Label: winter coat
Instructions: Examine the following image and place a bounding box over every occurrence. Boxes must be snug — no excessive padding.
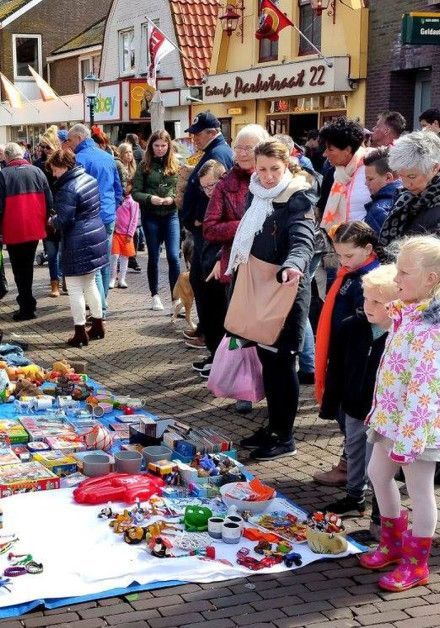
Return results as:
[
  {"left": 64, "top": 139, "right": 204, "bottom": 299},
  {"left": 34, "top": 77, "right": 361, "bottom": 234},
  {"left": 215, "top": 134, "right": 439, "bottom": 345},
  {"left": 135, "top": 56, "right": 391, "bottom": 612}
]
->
[
  {"left": 132, "top": 158, "right": 178, "bottom": 217},
  {"left": 74, "top": 138, "right": 123, "bottom": 225},
  {"left": 203, "top": 165, "right": 251, "bottom": 282},
  {"left": 364, "top": 181, "right": 401, "bottom": 234},
  {"left": 380, "top": 173, "right": 440, "bottom": 247},
  {"left": 51, "top": 166, "right": 107, "bottom": 277},
  {"left": 234, "top": 178, "right": 315, "bottom": 352},
  {"left": 320, "top": 311, "right": 388, "bottom": 421},
  {"left": 0, "top": 159, "right": 52, "bottom": 245},
  {"left": 114, "top": 195, "right": 140, "bottom": 238},
  {"left": 34, "top": 156, "right": 60, "bottom": 243},
  {"left": 181, "top": 134, "right": 234, "bottom": 231},
  {"left": 367, "top": 299, "right": 440, "bottom": 464}
]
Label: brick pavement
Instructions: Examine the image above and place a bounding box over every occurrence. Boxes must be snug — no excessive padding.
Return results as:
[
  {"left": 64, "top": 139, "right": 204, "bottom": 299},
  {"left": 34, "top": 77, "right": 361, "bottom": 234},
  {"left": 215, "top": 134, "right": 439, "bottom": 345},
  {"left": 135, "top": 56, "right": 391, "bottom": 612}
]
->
[{"left": 0, "top": 250, "right": 439, "bottom": 628}]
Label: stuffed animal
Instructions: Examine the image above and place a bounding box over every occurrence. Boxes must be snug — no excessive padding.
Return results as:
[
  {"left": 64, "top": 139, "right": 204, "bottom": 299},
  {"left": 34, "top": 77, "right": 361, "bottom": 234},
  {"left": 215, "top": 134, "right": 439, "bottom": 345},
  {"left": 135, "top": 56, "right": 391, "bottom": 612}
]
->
[
  {"left": 14, "top": 378, "right": 42, "bottom": 398},
  {"left": 52, "top": 360, "right": 74, "bottom": 376}
]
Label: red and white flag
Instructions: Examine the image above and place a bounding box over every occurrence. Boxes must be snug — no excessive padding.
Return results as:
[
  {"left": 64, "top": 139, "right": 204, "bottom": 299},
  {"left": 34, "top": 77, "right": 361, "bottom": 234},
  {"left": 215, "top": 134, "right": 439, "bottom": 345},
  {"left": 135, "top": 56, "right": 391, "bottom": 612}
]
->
[{"left": 147, "top": 22, "right": 175, "bottom": 88}]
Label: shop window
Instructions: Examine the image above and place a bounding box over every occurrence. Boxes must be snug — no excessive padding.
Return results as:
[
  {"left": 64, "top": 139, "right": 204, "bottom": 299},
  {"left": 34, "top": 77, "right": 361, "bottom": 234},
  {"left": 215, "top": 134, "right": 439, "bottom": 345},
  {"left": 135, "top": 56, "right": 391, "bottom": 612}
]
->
[
  {"left": 298, "top": 1, "right": 321, "bottom": 56},
  {"left": 119, "top": 29, "right": 135, "bottom": 76},
  {"left": 266, "top": 115, "right": 288, "bottom": 135},
  {"left": 258, "top": 0, "right": 279, "bottom": 62},
  {"left": 12, "top": 34, "right": 42, "bottom": 79}
]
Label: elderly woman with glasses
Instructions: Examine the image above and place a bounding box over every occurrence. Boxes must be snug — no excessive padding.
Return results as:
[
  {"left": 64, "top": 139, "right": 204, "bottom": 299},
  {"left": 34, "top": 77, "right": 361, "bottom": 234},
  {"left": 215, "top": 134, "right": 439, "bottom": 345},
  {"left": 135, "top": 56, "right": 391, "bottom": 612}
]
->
[{"left": 380, "top": 131, "right": 440, "bottom": 247}]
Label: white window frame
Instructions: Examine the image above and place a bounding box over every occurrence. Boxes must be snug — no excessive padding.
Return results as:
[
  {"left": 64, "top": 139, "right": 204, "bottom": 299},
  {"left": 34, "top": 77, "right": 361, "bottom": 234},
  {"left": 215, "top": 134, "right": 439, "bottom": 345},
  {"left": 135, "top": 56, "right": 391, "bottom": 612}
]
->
[
  {"left": 118, "top": 28, "right": 135, "bottom": 77},
  {"left": 12, "top": 33, "right": 42, "bottom": 81},
  {"left": 78, "top": 54, "right": 101, "bottom": 93}
]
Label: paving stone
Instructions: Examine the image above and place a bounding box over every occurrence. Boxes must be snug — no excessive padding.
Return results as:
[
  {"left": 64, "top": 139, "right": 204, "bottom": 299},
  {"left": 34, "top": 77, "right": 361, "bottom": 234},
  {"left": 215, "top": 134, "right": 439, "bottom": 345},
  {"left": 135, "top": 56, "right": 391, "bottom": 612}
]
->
[
  {"left": 148, "top": 613, "right": 204, "bottom": 628},
  {"left": 104, "top": 609, "right": 159, "bottom": 624},
  {"left": 23, "top": 613, "right": 80, "bottom": 627},
  {"left": 235, "top": 609, "right": 286, "bottom": 625},
  {"left": 356, "top": 610, "right": 410, "bottom": 625},
  {"left": 79, "top": 605, "right": 133, "bottom": 620},
  {"left": 130, "top": 595, "right": 183, "bottom": 611},
  {"left": 158, "top": 601, "right": 213, "bottom": 617},
  {"left": 274, "top": 612, "right": 328, "bottom": 627},
  {"left": 60, "top": 621, "right": 108, "bottom": 628},
  {"left": 181, "top": 620, "right": 235, "bottom": 628},
  {"left": 201, "top": 603, "right": 255, "bottom": 621}
]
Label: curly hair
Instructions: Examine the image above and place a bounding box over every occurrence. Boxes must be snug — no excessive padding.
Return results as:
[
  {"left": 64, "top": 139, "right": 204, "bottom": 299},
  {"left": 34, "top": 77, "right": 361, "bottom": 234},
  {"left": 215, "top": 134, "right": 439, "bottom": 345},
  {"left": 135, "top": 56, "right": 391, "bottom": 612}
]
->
[{"left": 319, "top": 117, "right": 364, "bottom": 154}]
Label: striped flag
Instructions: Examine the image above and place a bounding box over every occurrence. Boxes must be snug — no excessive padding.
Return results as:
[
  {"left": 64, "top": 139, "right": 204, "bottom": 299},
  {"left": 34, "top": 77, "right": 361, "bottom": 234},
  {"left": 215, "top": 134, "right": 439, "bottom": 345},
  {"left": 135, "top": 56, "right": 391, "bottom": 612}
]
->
[{"left": 147, "top": 22, "right": 175, "bottom": 88}]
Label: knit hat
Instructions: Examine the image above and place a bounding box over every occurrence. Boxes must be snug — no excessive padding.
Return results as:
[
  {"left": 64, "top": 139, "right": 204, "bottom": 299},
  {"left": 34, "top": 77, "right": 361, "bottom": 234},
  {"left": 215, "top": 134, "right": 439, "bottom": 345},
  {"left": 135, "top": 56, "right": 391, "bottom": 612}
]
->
[
  {"left": 40, "top": 125, "right": 61, "bottom": 151},
  {"left": 58, "top": 130, "right": 68, "bottom": 143}
]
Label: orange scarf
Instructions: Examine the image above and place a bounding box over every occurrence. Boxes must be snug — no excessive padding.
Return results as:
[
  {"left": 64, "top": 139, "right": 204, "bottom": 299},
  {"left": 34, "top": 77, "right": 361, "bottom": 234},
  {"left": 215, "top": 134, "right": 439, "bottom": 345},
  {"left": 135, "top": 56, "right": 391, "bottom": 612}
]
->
[{"left": 314, "top": 253, "right": 378, "bottom": 404}]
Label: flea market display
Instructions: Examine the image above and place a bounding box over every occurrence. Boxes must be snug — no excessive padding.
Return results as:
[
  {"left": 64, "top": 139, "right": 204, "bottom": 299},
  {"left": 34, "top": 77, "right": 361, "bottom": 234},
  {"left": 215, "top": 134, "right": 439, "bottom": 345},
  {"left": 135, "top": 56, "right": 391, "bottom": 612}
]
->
[{"left": 0, "top": 344, "right": 362, "bottom": 617}]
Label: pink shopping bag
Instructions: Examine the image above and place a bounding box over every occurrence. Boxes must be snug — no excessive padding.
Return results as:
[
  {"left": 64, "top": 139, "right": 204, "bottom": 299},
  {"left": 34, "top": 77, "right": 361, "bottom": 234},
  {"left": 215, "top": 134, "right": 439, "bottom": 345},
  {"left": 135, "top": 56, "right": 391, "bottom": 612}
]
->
[{"left": 207, "top": 336, "right": 265, "bottom": 402}]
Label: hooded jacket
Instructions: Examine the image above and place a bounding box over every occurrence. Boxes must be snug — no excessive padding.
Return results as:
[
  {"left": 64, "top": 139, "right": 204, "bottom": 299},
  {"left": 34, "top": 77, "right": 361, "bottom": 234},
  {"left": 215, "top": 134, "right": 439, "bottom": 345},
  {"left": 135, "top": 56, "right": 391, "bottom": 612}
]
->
[{"left": 364, "top": 180, "right": 401, "bottom": 234}]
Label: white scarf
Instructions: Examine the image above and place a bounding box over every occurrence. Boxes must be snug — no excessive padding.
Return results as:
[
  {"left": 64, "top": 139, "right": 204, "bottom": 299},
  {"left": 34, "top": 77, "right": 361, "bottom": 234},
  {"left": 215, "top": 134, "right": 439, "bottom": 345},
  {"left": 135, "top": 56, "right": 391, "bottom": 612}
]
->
[{"left": 226, "top": 170, "right": 293, "bottom": 275}]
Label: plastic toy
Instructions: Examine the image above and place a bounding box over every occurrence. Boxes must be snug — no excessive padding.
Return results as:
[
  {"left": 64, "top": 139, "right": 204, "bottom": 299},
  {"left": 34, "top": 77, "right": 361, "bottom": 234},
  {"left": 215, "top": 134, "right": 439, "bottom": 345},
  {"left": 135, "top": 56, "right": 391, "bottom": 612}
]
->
[
  {"left": 306, "top": 511, "right": 347, "bottom": 555},
  {"left": 283, "top": 551, "right": 303, "bottom": 568},
  {"left": 149, "top": 536, "right": 172, "bottom": 558},
  {"left": 0, "top": 577, "right": 11, "bottom": 591},
  {"left": 236, "top": 547, "right": 283, "bottom": 571},
  {"left": 73, "top": 473, "right": 165, "bottom": 504},
  {"left": 82, "top": 424, "right": 113, "bottom": 451},
  {"left": 182, "top": 505, "right": 212, "bottom": 532}
]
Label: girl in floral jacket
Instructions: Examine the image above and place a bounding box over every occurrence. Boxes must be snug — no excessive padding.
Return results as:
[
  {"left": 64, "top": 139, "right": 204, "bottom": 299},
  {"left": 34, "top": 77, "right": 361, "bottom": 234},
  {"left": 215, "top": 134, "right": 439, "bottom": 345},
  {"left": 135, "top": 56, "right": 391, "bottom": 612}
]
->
[{"left": 360, "top": 235, "right": 440, "bottom": 593}]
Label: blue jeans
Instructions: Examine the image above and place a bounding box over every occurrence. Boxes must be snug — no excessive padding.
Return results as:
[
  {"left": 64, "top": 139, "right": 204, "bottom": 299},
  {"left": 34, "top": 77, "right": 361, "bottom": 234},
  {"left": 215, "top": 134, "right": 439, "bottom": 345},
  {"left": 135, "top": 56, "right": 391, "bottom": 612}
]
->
[
  {"left": 345, "top": 414, "right": 373, "bottom": 499},
  {"left": 142, "top": 213, "right": 180, "bottom": 297},
  {"left": 96, "top": 221, "right": 114, "bottom": 314},
  {"left": 298, "top": 253, "right": 322, "bottom": 374},
  {"left": 45, "top": 239, "right": 63, "bottom": 281}
]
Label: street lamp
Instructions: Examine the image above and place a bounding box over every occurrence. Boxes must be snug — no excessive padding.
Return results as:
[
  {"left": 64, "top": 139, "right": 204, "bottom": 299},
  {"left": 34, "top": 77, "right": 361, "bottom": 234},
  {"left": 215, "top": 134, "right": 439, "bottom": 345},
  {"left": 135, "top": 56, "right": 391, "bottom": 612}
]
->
[
  {"left": 83, "top": 73, "right": 100, "bottom": 126},
  {"left": 310, "top": 0, "right": 337, "bottom": 23},
  {"left": 219, "top": 2, "right": 244, "bottom": 42}
]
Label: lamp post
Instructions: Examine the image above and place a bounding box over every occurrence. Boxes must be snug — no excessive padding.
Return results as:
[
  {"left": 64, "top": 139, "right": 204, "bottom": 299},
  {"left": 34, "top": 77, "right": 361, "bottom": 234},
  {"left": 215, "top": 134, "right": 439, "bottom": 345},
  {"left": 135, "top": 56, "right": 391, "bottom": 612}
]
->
[
  {"left": 83, "top": 73, "right": 100, "bottom": 126},
  {"left": 220, "top": 2, "right": 245, "bottom": 42},
  {"left": 310, "top": 0, "right": 337, "bottom": 23}
]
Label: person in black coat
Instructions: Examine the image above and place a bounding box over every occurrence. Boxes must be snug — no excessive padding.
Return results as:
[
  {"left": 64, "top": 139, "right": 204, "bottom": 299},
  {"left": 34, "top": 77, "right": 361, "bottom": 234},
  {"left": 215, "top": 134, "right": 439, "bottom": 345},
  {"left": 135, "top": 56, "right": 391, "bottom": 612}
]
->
[
  {"left": 228, "top": 140, "right": 315, "bottom": 461},
  {"left": 47, "top": 148, "right": 107, "bottom": 348}
]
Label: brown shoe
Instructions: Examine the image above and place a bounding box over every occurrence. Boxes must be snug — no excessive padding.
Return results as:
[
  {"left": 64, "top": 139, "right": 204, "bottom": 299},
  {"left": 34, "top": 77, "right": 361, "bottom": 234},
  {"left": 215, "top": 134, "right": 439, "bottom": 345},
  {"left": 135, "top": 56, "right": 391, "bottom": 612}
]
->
[
  {"left": 313, "top": 457, "right": 347, "bottom": 487},
  {"left": 86, "top": 317, "right": 105, "bottom": 340},
  {"left": 67, "top": 325, "right": 89, "bottom": 348},
  {"left": 50, "top": 279, "right": 60, "bottom": 297},
  {"left": 185, "top": 335, "right": 206, "bottom": 349}
]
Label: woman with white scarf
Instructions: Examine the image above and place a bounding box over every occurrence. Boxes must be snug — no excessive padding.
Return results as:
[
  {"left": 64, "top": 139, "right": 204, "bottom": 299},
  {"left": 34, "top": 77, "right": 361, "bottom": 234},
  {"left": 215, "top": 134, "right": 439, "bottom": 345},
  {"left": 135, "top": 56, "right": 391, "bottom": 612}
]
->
[{"left": 227, "top": 140, "right": 315, "bottom": 461}]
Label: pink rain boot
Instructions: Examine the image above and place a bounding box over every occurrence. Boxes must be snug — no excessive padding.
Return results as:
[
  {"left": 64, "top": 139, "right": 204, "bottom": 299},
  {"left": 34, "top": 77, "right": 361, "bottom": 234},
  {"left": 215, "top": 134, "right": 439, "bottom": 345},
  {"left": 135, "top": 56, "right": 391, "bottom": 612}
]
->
[
  {"left": 359, "top": 509, "right": 408, "bottom": 570},
  {"left": 379, "top": 531, "right": 432, "bottom": 592}
]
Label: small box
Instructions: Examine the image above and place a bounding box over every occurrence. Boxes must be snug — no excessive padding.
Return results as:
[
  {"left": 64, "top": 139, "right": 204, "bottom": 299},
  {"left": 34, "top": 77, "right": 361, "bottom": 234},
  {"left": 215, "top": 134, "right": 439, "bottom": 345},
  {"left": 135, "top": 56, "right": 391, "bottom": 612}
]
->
[
  {"left": 0, "top": 446, "right": 20, "bottom": 466},
  {"left": 147, "top": 459, "right": 178, "bottom": 476},
  {"left": 0, "top": 419, "right": 29, "bottom": 444},
  {"left": 27, "top": 441, "right": 51, "bottom": 453},
  {"left": 33, "top": 450, "right": 77, "bottom": 477},
  {"left": 0, "top": 461, "right": 60, "bottom": 497},
  {"left": 45, "top": 436, "right": 85, "bottom": 453}
]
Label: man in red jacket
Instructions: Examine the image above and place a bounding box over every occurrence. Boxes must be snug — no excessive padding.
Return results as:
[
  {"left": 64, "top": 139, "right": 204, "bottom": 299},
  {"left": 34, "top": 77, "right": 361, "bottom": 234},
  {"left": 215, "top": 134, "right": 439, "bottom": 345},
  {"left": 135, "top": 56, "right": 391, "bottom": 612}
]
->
[{"left": 0, "top": 142, "right": 52, "bottom": 320}]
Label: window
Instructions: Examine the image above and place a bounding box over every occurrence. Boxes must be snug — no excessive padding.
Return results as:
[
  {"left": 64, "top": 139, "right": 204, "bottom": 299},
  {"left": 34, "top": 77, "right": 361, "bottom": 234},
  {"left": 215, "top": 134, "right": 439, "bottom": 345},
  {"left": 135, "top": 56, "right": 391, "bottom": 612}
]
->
[
  {"left": 258, "top": 0, "right": 278, "bottom": 62},
  {"left": 119, "top": 29, "right": 135, "bottom": 75},
  {"left": 12, "top": 34, "right": 42, "bottom": 79},
  {"left": 79, "top": 55, "right": 101, "bottom": 92},
  {"left": 298, "top": 0, "right": 321, "bottom": 56}
]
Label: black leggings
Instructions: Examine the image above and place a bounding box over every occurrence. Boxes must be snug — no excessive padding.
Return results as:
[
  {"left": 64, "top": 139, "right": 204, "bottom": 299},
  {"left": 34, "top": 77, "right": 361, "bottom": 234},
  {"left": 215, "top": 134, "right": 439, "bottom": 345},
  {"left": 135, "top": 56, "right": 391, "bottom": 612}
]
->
[{"left": 256, "top": 346, "right": 299, "bottom": 442}]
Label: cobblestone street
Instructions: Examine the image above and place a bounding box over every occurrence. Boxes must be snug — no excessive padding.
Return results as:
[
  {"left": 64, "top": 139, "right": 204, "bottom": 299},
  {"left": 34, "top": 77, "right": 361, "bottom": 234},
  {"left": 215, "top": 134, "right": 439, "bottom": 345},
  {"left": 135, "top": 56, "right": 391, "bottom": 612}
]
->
[{"left": 0, "top": 251, "right": 439, "bottom": 628}]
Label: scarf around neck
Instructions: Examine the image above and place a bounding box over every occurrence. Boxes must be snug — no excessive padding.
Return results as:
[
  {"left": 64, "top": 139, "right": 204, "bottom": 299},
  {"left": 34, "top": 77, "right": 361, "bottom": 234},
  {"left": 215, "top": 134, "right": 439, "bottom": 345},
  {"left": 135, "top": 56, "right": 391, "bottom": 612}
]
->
[
  {"left": 226, "top": 169, "right": 293, "bottom": 274},
  {"left": 321, "top": 147, "right": 367, "bottom": 232}
]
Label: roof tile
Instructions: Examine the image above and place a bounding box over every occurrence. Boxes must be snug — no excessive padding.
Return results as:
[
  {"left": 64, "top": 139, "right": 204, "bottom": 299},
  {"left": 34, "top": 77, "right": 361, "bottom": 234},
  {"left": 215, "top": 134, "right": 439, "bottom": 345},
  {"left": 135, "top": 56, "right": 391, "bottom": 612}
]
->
[
  {"left": 169, "top": 0, "right": 218, "bottom": 86},
  {"left": 0, "top": 0, "right": 31, "bottom": 22},
  {"left": 51, "top": 17, "right": 106, "bottom": 55}
]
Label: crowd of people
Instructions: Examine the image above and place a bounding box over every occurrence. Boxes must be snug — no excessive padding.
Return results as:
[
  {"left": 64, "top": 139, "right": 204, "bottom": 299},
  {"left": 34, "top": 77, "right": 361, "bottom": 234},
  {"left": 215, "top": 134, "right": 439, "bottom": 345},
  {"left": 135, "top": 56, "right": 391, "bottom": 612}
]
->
[{"left": 0, "top": 105, "right": 439, "bottom": 593}]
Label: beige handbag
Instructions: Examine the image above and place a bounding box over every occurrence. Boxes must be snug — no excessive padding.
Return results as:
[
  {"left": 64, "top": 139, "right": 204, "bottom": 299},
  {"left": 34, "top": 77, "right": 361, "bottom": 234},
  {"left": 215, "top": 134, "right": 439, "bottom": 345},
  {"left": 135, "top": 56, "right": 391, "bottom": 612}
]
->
[{"left": 224, "top": 255, "right": 298, "bottom": 345}]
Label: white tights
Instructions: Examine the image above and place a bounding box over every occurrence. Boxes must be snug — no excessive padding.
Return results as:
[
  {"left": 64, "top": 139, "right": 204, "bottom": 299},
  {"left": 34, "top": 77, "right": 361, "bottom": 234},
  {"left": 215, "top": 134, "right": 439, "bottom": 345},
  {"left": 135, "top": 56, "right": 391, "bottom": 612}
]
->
[
  {"left": 65, "top": 273, "right": 102, "bottom": 325},
  {"left": 368, "top": 441, "right": 437, "bottom": 537},
  {"left": 111, "top": 255, "right": 128, "bottom": 283}
]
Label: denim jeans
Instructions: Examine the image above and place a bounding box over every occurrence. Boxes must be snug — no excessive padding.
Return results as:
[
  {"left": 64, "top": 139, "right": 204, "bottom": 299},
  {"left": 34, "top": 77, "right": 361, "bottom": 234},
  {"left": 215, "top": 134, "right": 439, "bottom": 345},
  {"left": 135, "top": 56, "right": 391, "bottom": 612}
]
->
[
  {"left": 298, "top": 253, "right": 322, "bottom": 373},
  {"left": 96, "top": 221, "right": 114, "bottom": 314},
  {"left": 345, "top": 413, "right": 373, "bottom": 499},
  {"left": 142, "top": 213, "right": 180, "bottom": 298},
  {"left": 45, "top": 239, "right": 62, "bottom": 281}
]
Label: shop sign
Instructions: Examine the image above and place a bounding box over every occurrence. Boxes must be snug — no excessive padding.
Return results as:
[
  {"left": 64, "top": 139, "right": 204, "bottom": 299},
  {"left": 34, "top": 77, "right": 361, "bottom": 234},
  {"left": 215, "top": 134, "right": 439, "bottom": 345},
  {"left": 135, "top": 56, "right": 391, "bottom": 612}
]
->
[
  {"left": 203, "top": 57, "right": 351, "bottom": 104},
  {"left": 85, "top": 84, "right": 121, "bottom": 122},
  {"left": 129, "top": 81, "right": 156, "bottom": 120},
  {"left": 401, "top": 12, "right": 440, "bottom": 46}
]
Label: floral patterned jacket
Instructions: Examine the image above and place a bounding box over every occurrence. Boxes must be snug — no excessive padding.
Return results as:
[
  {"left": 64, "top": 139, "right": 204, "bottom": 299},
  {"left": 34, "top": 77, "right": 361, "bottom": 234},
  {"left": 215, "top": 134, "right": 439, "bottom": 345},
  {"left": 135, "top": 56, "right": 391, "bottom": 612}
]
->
[{"left": 367, "top": 298, "right": 440, "bottom": 464}]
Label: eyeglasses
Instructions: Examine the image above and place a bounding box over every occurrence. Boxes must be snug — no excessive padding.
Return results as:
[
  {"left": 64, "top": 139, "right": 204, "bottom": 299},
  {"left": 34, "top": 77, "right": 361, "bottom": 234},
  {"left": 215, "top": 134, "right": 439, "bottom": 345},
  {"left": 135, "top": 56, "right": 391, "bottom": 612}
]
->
[
  {"left": 200, "top": 182, "right": 218, "bottom": 193},
  {"left": 234, "top": 145, "right": 255, "bottom": 154}
]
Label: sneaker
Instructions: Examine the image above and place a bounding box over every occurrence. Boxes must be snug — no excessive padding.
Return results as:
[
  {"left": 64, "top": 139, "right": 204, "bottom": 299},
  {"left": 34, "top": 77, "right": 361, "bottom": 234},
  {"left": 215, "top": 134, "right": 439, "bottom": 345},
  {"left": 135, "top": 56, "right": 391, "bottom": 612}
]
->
[
  {"left": 240, "top": 426, "right": 271, "bottom": 449},
  {"left": 313, "top": 458, "right": 347, "bottom": 487},
  {"left": 199, "top": 370, "right": 210, "bottom": 380},
  {"left": 118, "top": 280, "right": 128, "bottom": 289},
  {"left": 235, "top": 400, "right": 253, "bottom": 414},
  {"left": 151, "top": 295, "right": 164, "bottom": 311},
  {"left": 250, "top": 437, "right": 297, "bottom": 461},
  {"left": 298, "top": 371, "right": 315, "bottom": 385},
  {"left": 322, "top": 495, "right": 366, "bottom": 517},
  {"left": 109, "top": 279, "right": 116, "bottom": 289},
  {"left": 183, "top": 328, "right": 200, "bottom": 340},
  {"left": 192, "top": 357, "right": 212, "bottom": 372},
  {"left": 185, "top": 336, "right": 207, "bottom": 349}
]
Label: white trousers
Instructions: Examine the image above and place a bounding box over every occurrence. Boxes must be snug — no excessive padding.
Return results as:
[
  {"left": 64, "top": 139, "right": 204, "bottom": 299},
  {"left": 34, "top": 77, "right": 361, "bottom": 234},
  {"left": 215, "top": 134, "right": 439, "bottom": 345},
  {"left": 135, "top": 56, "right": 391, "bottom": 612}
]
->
[{"left": 65, "top": 273, "right": 102, "bottom": 325}]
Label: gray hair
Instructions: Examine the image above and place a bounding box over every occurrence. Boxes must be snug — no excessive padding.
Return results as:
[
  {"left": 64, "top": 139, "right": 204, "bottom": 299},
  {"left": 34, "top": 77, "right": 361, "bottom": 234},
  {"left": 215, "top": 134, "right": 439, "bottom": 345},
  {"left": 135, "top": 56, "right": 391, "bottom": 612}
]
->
[
  {"left": 234, "top": 124, "right": 270, "bottom": 146},
  {"left": 4, "top": 142, "right": 24, "bottom": 160},
  {"left": 389, "top": 130, "right": 440, "bottom": 175},
  {"left": 68, "top": 123, "right": 91, "bottom": 140}
]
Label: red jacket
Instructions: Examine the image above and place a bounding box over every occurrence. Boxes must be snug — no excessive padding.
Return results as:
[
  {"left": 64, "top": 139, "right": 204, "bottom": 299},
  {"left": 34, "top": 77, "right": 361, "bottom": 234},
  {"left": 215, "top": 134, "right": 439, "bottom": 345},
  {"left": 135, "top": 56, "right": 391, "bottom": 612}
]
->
[
  {"left": 0, "top": 159, "right": 52, "bottom": 245},
  {"left": 203, "top": 165, "right": 251, "bottom": 282}
]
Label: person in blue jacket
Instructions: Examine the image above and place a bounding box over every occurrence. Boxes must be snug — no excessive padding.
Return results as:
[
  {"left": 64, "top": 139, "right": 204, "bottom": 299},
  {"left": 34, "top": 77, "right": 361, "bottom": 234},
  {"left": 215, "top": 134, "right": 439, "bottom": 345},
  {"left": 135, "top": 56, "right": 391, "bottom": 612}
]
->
[
  {"left": 363, "top": 148, "right": 400, "bottom": 234},
  {"left": 67, "top": 124, "right": 123, "bottom": 318},
  {"left": 181, "top": 112, "right": 234, "bottom": 348},
  {"left": 47, "top": 148, "right": 107, "bottom": 348}
]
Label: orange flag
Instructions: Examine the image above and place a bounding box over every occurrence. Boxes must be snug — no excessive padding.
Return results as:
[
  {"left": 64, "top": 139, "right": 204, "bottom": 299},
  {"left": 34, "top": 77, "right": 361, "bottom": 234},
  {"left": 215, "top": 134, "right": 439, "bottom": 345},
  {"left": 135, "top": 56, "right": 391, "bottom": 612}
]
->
[
  {"left": 28, "top": 66, "right": 57, "bottom": 101},
  {"left": 0, "top": 73, "right": 23, "bottom": 109},
  {"left": 255, "top": 0, "right": 294, "bottom": 41}
]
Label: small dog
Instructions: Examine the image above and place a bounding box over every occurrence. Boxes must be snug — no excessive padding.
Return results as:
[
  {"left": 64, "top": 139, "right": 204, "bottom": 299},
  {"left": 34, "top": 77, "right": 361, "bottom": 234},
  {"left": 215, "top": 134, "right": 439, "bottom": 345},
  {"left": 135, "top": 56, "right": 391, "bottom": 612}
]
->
[
  {"left": 172, "top": 271, "right": 196, "bottom": 330},
  {"left": 181, "top": 229, "right": 194, "bottom": 270}
]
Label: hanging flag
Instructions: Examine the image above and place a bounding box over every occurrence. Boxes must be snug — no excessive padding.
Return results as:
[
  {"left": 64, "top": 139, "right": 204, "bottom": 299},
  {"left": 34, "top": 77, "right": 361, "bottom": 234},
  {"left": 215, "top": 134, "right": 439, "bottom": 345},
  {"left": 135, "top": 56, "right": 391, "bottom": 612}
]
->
[
  {"left": 147, "top": 22, "right": 175, "bottom": 88},
  {"left": 255, "top": 0, "right": 294, "bottom": 41},
  {"left": 0, "top": 73, "right": 23, "bottom": 109},
  {"left": 28, "top": 66, "right": 57, "bottom": 101}
]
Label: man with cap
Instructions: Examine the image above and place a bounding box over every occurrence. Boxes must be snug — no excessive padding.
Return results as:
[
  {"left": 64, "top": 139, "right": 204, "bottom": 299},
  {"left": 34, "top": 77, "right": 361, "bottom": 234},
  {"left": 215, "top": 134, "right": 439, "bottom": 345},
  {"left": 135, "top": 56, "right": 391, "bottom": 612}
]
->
[{"left": 181, "top": 112, "right": 233, "bottom": 348}]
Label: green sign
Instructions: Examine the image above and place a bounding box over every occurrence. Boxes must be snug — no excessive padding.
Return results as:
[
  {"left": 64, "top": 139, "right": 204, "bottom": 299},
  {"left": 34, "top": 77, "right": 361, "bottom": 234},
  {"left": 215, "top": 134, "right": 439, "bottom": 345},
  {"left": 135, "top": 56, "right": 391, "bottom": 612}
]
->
[{"left": 402, "top": 12, "right": 440, "bottom": 45}]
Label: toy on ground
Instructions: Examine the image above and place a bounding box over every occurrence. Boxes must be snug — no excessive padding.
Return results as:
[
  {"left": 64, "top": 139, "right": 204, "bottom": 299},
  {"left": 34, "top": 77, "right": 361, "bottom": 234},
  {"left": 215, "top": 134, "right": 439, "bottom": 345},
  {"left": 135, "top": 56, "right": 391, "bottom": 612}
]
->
[
  {"left": 306, "top": 511, "right": 347, "bottom": 555},
  {"left": 236, "top": 547, "right": 283, "bottom": 571},
  {"left": 73, "top": 473, "right": 164, "bottom": 504},
  {"left": 182, "top": 505, "right": 212, "bottom": 532},
  {"left": 283, "top": 550, "right": 303, "bottom": 568},
  {"left": 82, "top": 424, "right": 113, "bottom": 451},
  {"left": 254, "top": 512, "right": 308, "bottom": 542},
  {"left": 14, "top": 379, "right": 42, "bottom": 399}
]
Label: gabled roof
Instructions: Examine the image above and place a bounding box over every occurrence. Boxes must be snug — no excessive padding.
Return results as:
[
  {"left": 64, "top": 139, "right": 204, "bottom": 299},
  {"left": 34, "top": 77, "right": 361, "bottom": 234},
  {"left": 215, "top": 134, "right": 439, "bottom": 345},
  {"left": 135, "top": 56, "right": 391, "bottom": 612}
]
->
[
  {"left": 0, "top": 0, "right": 34, "bottom": 22},
  {"left": 51, "top": 17, "right": 106, "bottom": 55},
  {"left": 169, "top": 0, "right": 218, "bottom": 86}
]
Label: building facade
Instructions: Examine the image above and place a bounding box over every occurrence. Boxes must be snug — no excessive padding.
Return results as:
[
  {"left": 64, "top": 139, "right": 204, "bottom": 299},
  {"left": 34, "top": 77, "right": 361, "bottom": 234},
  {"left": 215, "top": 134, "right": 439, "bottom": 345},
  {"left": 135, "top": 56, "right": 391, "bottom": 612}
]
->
[
  {"left": 365, "top": 0, "right": 440, "bottom": 131},
  {"left": 194, "top": 0, "right": 369, "bottom": 143}
]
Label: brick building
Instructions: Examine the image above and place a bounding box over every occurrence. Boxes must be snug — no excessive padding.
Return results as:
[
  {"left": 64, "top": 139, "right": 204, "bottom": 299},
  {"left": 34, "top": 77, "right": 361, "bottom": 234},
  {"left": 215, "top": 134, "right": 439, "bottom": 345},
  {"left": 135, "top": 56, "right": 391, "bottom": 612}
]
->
[{"left": 366, "top": 0, "right": 440, "bottom": 131}]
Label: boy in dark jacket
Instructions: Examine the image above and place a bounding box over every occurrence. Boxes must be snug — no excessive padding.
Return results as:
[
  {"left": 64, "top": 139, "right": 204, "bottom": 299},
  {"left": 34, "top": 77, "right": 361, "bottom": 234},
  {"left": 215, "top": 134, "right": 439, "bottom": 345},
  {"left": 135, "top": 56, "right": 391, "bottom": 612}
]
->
[
  {"left": 320, "top": 264, "right": 399, "bottom": 526},
  {"left": 363, "top": 148, "right": 400, "bottom": 234}
]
